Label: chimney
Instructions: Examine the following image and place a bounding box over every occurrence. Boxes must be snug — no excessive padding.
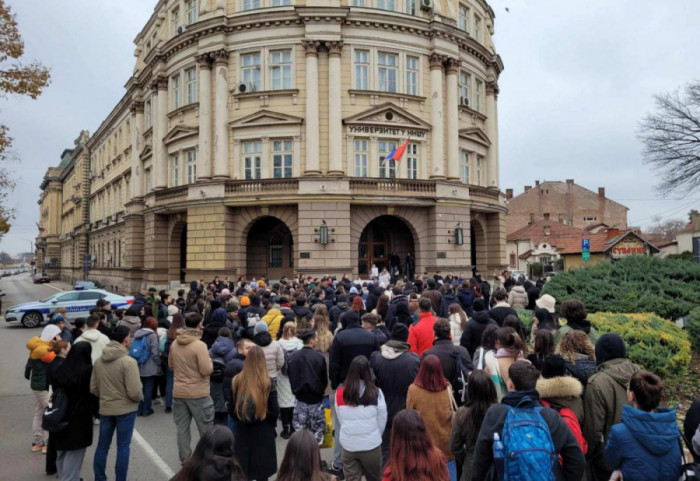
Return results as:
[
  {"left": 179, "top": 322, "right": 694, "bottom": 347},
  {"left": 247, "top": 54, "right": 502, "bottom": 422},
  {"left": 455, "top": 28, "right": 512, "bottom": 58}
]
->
[
  {"left": 535, "top": 180, "right": 540, "bottom": 186},
  {"left": 691, "top": 211, "right": 700, "bottom": 230},
  {"left": 506, "top": 188, "right": 513, "bottom": 200},
  {"left": 524, "top": 185, "right": 532, "bottom": 192},
  {"left": 606, "top": 228, "right": 621, "bottom": 240},
  {"left": 598, "top": 187, "right": 605, "bottom": 198},
  {"left": 566, "top": 179, "right": 574, "bottom": 185}
]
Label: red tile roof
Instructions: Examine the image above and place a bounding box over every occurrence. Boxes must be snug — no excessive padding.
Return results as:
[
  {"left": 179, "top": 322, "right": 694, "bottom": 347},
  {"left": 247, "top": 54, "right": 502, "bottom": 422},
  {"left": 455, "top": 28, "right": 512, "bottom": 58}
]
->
[
  {"left": 506, "top": 219, "right": 584, "bottom": 245},
  {"left": 557, "top": 230, "right": 660, "bottom": 255}
]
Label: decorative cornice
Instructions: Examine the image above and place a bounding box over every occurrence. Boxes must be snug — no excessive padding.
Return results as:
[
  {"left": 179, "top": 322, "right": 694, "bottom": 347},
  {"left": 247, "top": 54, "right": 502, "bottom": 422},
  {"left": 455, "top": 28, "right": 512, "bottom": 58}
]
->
[
  {"left": 302, "top": 40, "right": 321, "bottom": 57},
  {"left": 195, "top": 53, "right": 212, "bottom": 68},
  {"left": 325, "top": 41, "right": 344, "bottom": 57},
  {"left": 130, "top": 101, "right": 145, "bottom": 114},
  {"left": 429, "top": 53, "right": 447, "bottom": 69},
  {"left": 445, "top": 57, "right": 461, "bottom": 74}
]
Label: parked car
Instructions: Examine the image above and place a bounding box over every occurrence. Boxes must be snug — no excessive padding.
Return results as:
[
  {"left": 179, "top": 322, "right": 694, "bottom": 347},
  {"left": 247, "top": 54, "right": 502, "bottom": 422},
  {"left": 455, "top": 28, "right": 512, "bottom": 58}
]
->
[
  {"left": 74, "top": 281, "right": 96, "bottom": 291},
  {"left": 32, "top": 273, "right": 50, "bottom": 284},
  {"left": 5, "top": 289, "right": 135, "bottom": 328}
]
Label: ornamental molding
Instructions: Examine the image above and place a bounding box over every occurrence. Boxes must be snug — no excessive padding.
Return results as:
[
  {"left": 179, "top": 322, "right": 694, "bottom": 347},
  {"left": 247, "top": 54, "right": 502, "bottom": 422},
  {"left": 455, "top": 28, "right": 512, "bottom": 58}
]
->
[
  {"left": 150, "top": 76, "right": 168, "bottom": 92},
  {"left": 325, "top": 41, "right": 344, "bottom": 57},
  {"left": 229, "top": 109, "right": 304, "bottom": 129},
  {"left": 163, "top": 124, "right": 199, "bottom": 145},
  {"left": 459, "top": 127, "right": 491, "bottom": 147},
  {"left": 130, "top": 101, "right": 145, "bottom": 114},
  {"left": 301, "top": 40, "right": 322, "bottom": 57},
  {"left": 343, "top": 102, "right": 431, "bottom": 131}
]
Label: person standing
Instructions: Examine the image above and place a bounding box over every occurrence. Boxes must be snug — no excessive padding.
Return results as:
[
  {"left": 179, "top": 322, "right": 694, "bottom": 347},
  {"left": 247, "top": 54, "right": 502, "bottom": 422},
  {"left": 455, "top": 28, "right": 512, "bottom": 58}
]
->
[
  {"left": 91, "top": 326, "right": 143, "bottom": 481},
  {"left": 487, "top": 289, "right": 518, "bottom": 326},
  {"left": 277, "top": 322, "right": 303, "bottom": 439},
  {"left": 209, "top": 327, "right": 237, "bottom": 426},
  {"left": 133, "top": 317, "right": 162, "bottom": 417},
  {"left": 405, "top": 253, "right": 415, "bottom": 281},
  {"left": 45, "top": 340, "right": 71, "bottom": 475},
  {"left": 75, "top": 314, "right": 111, "bottom": 364},
  {"left": 277, "top": 429, "right": 338, "bottom": 481},
  {"left": 554, "top": 299, "right": 599, "bottom": 346},
  {"left": 26, "top": 324, "right": 60, "bottom": 454},
  {"left": 336, "top": 357, "right": 387, "bottom": 481},
  {"left": 169, "top": 312, "right": 215, "bottom": 463},
  {"left": 118, "top": 302, "right": 144, "bottom": 338},
  {"left": 423, "top": 319, "right": 472, "bottom": 399},
  {"left": 171, "top": 425, "right": 246, "bottom": 481},
  {"left": 51, "top": 342, "right": 95, "bottom": 481},
  {"left": 460, "top": 299, "right": 497, "bottom": 359},
  {"left": 408, "top": 298, "right": 438, "bottom": 356},
  {"left": 231, "top": 345, "right": 279, "bottom": 481}
]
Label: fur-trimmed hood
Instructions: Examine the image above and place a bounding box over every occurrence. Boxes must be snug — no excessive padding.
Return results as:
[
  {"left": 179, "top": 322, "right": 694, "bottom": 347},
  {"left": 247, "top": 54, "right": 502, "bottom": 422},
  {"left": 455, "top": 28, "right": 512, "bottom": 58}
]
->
[{"left": 536, "top": 375, "right": 583, "bottom": 399}]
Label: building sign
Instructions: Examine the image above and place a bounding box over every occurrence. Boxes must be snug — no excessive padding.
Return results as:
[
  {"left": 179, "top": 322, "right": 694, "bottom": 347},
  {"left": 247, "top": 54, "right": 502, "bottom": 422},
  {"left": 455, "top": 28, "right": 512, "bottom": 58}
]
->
[
  {"left": 347, "top": 125, "right": 426, "bottom": 139},
  {"left": 582, "top": 238, "right": 590, "bottom": 262},
  {"left": 611, "top": 237, "right": 646, "bottom": 258}
]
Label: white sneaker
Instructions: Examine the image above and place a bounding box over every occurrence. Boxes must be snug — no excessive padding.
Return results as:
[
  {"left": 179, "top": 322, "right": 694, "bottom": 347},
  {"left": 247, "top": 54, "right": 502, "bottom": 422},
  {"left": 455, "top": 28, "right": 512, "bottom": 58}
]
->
[{"left": 153, "top": 397, "right": 164, "bottom": 406}]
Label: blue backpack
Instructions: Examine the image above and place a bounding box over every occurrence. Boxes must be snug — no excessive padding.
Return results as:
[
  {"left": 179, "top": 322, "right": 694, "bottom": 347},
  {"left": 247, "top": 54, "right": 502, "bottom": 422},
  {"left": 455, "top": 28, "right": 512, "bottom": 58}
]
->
[
  {"left": 502, "top": 398, "right": 557, "bottom": 481},
  {"left": 129, "top": 336, "right": 151, "bottom": 366}
]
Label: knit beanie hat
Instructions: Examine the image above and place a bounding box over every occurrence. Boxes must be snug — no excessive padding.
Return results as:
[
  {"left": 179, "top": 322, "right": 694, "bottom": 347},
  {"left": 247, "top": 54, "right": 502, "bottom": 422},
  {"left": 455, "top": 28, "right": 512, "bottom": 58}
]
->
[
  {"left": 41, "top": 324, "right": 62, "bottom": 342},
  {"left": 473, "top": 298, "right": 485, "bottom": 312},
  {"left": 254, "top": 321, "right": 269, "bottom": 335},
  {"left": 240, "top": 296, "right": 250, "bottom": 307},
  {"left": 167, "top": 305, "right": 179, "bottom": 316},
  {"left": 391, "top": 323, "right": 410, "bottom": 343},
  {"left": 221, "top": 288, "right": 230, "bottom": 296},
  {"left": 595, "top": 333, "right": 626, "bottom": 365},
  {"left": 540, "top": 354, "right": 566, "bottom": 379},
  {"left": 226, "top": 302, "right": 239, "bottom": 313}
]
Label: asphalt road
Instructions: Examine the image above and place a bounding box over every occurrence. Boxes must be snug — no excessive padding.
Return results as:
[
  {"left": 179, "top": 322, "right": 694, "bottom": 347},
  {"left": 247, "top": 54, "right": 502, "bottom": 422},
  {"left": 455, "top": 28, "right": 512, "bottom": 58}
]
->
[{"left": 0, "top": 274, "right": 334, "bottom": 480}]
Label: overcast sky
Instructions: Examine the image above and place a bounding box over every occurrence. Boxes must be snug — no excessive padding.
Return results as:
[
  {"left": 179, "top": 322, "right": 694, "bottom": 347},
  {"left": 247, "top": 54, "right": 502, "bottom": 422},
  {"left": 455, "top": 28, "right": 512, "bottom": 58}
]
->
[{"left": 1, "top": 0, "right": 699, "bottom": 256}]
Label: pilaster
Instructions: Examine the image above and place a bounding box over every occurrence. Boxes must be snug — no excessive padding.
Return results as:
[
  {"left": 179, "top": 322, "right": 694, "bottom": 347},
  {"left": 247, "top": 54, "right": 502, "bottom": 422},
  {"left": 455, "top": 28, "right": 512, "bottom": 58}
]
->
[
  {"left": 197, "top": 53, "right": 213, "bottom": 181},
  {"left": 326, "top": 41, "right": 344, "bottom": 176},
  {"left": 445, "top": 58, "right": 460, "bottom": 181},
  {"left": 429, "top": 53, "right": 446, "bottom": 179},
  {"left": 303, "top": 40, "right": 321, "bottom": 176},
  {"left": 212, "top": 49, "right": 230, "bottom": 179},
  {"left": 485, "top": 81, "right": 500, "bottom": 189}
]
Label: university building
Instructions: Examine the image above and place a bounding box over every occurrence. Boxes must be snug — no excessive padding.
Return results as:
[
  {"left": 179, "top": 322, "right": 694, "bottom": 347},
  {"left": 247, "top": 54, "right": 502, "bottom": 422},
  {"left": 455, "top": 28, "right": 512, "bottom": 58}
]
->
[{"left": 36, "top": 0, "right": 506, "bottom": 293}]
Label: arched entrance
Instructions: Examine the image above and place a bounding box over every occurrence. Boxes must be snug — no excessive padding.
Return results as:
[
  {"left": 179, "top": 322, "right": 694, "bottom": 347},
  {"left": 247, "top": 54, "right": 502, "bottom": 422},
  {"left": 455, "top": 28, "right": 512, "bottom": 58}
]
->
[
  {"left": 246, "top": 217, "right": 294, "bottom": 280},
  {"left": 169, "top": 221, "right": 187, "bottom": 285},
  {"left": 358, "top": 216, "right": 415, "bottom": 276},
  {"left": 470, "top": 219, "right": 487, "bottom": 275},
  {"left": 179, "top": 225, "right": 187, "bottom": 283}
]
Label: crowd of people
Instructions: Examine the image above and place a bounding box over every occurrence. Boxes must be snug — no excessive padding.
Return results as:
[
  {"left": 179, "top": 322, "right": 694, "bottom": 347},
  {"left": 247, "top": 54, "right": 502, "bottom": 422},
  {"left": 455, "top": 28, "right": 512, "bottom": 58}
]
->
[{"left": 23, "top": 270, "right": 700, "bottom": 481}]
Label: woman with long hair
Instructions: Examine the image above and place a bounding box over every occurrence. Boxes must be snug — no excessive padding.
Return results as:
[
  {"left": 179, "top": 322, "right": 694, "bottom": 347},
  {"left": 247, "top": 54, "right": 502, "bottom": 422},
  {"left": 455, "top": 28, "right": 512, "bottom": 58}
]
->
[
  {"left": 527, "top": 329, "right": 555, "bottom": 371},
  {"left": 336, "top": 356, "right": 387, "bottom": 481},
  {"left": 277, "top": 429, "right": 338, "bottom": 481},
  {"left": 472, "top": 324, "right": 498, "bottom": 371},
  {"left": 485, "top": 327, "right": 527, "bottom": 401},
  {"left": 312, "top": 313, "right": 334, "bottom": 402},
  {"left": 407, "top": 355, "right": 456, "bottom": 481},
  {"left": 448, "top": 304, "right": 467, "bottom": 346},
  {"left": 557, "top": 330, "right": 597, "bottom": 391},
  {"left": 449, "top": 370, "right": 497, "bottom": 481},
  {"left": 313, "top": 304, "right": 330, "bottom": 331},
  {"left": 503, "top": 315, "right": 528, "bottom": 354},
  {"left": 277, "top": 322, "right": 303, "bottom": 439},
  {"left": 374, "top": 294, "right": 390, "bottom": 321},
  {"left": 383, "top": 409, "right": 449, "bottom": 481},
  {"left": 51, "top": 342, "right": 96, "bottom": 481},
  {"left": 171, "top": 425, "right": 246, "bottom": 481},
  {"left": 231, "top": 345, "right": 279, "bottom": 481}
]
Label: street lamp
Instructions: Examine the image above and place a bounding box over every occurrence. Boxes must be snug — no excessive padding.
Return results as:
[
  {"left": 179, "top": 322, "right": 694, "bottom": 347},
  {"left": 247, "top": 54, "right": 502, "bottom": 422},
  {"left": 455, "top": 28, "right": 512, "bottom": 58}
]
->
[{"left": 454, "top": 222, "right": 464, "bottom": 246}]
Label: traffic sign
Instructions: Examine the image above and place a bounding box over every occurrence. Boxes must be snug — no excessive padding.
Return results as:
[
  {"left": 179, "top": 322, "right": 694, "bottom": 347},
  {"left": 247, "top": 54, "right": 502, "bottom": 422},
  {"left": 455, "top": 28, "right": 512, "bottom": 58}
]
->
[
  {"left": 582, "top": 237, "right": 590, "bottom": 262},
  {"left": 582, "top": 251, "right": 590, "bottom": 262}
]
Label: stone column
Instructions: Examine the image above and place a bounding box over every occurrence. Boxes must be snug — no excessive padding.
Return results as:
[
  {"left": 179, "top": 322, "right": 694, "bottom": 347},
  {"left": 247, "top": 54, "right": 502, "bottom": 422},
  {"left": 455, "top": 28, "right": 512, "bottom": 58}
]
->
[
  {"left": 196, "top": 53, "right": 213, "bottom": 181},
  {"left": 129, "top": 101, "right": 144, "bottom": 198},
  {"left": 486, "top": 82, "right": 500, "bottom": 189},
  {"left": 212, "top": 49, "right": 230, "bottom": 179},
  {"left": 429, "top": 54, "right": 445, "bottom": 179},
  {"left": 326, "top": 41, "right": 344, "bottom": 176},
  {"left": 152, "top": 76, "right": 169, "bottom": 190},
  {"left": 445, "top": 58, "right": 460, "bottom": 181},
  {"left": 303, "top": 41, "right": 321, "bottom": 176}
]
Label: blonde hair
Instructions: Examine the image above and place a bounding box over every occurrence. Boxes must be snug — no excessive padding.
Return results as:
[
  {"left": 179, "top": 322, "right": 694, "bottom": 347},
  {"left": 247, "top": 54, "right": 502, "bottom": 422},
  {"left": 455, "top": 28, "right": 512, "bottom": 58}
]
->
[
  {"left": 313, "top": 314, "right": 333, "bottom": 353},
  {"left": 232, "top": 346, "right": 271, "bottom": 421},
  {"left": 558, "top": 330, "right": 595, "bottom": 363},
  {"left": 282, "top": 322, "right": 297, "bottom": 340}
]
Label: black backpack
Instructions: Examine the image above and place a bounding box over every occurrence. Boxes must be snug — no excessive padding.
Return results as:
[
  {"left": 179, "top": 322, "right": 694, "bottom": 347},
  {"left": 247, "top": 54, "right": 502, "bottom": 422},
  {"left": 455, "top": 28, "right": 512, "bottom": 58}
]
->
[
  {"left": 42, "top": 388, "right": 71, "bottom": 432},
  {"left": 211, "top": 358, "right": 226, "bottom": 383},
  {"left": 451, "top": 351, "right": 474, "bottom": 406}
]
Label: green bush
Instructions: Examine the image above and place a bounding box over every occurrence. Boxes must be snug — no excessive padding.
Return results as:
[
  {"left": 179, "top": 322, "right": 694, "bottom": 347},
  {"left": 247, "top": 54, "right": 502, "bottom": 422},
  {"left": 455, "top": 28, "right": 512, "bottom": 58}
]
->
[
  {"left": 687, "top": 308, "right": 700, "bottom": 352},
  {"left": 516, "top": 309, "right": 534, "bottom": 334},
  {"left": 541, "top": 256, "right": 700, "bottom": 320},
  {"left": 589, "top": 312, "right": 691, "bottom": 377}
]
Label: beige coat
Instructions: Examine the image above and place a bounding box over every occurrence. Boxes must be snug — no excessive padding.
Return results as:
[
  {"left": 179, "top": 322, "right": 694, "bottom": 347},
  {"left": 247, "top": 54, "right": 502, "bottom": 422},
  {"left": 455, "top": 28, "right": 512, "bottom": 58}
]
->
[
  {"left": 168, "top": 329, "right": 213, "bottom": 399},
  {"left": 507, "top": 286, "right": 528, "bottom": 310},
  {"left": 90, "top": 341, "right": 143, "bottom": 416},
  {"left": 407, "top": 383, "right": 454, "bottom": 460}
]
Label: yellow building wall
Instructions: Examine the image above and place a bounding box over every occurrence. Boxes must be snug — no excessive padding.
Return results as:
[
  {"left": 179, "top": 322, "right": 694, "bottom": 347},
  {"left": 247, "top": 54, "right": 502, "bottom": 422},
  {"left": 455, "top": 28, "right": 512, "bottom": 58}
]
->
[{"left": 563, "top": 253, "right": 607, "bottom": 270}]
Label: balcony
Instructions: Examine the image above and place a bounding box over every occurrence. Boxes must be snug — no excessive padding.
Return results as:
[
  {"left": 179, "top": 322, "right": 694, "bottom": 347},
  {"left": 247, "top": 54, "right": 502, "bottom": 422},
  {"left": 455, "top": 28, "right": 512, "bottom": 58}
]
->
[
  {"left": 154, "top": 185, "right": 188, "bottom": 204},
  {"left": 469, "top": 185, "right": 501, "bottom": 202},
  {"left": 349, "top": 178, "right": 436, "bottom": 197},
  {"left": 225, "top": 179, "right": 299, "bottom": 195}
]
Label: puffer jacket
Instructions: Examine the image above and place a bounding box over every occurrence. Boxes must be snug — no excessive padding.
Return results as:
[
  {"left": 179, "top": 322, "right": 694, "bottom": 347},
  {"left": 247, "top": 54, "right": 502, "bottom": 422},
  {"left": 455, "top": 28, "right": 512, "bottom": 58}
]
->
[
  {"left": 336, "top": 382, "right": 387, "bottom": 452},
  {"left": 329, "top": 303, "right": 349, "bottom": 332},
  {"left": 507, "top": 285, "right": 528, "bottom": 309},
  {"left": 209, "top": 336, "right": 237, "bottom": 413},
  {"left": 254, "top": 331, "right": 285, "bottom": 380},
  {"left": 438, "top": 293, "right": 459, "bottom": 319},
  {"left": 117, "top": 315, "right": 142, "bottom": 338},
  {"left": 261, "top": 308, "right": 283, "bottom": 339},
  {"left": 536, "top": 375, "right": 584, "bottom": 423},
  {"left": 457, "top": 288, "right": 475, "bottom": 316},
  {"left": 133, "top": 328, "right": 162, "bottom": 377},
  {"left": 564, "top": 354, "right": 597, "bottom": 392},
  {"left": 605, "top": 404, "right": 682, "bottom": 481},
  {"left": 90, "top": 341, "right": 143, "bottom": 416},
  {"left": 25, "top": 337, "right": 56, "bottom": 391},
  {"left": 583, "top": 358, "right": 640, "bottom": 472},
  {"left": 460, "top": 311, "right": 497, "bottom": 359},
  {"left": 370, "top": 340, "right": 420, "bottom": 424},
  {"left": 168, "top": 328, "right": 214, "bottom": 398},
  {"left": 75, "top": 328, "right": 110, "bottom": 364},
  {"left": 384, "top": 295, "right": 408, "bottom": 330}
]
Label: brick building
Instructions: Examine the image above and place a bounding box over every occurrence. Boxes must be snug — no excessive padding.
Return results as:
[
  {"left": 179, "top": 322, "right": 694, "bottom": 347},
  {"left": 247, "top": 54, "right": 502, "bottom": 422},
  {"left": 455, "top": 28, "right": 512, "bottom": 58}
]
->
[{"left": 505, "top": 179, "right": 628, "bottom": 236}]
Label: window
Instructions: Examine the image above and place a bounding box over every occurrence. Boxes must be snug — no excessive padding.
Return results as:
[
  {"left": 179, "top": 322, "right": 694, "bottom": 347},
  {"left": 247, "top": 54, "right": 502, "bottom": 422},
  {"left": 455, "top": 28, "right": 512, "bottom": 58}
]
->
[
  {"left": 270, "top": 50, "right": 292, "bottom": 90},
  {"left": 269, "top": 235, "right": 283, "bottom": 268},
  {"left": 186, "top": 150, "right": 197, "bottom": 184},
  {"left": 377, "top": 0, "right": 395, "bottom": 10},
  {"left": 510, "top": 253, "right": 516, "bottom": 267},
  {"left": 379, "top": 140, "right": 397, "bottom": 178},
  {"left": 271, "top": 0, "right": 291, "bottom": 5},
  {"left": 406, "top": 56, "right": 419, "bottom": 96},
  {"left": 57, "top": 292, "right": 81, "bottom": 303},
  {"left": 406, "top": 143, "right": 418, "bottom": 179},
  {"left": 185, "top": 67, "right": 197, "bottom": 104},
  {"left": 352, "top": 0, "right": 366, "bottom": 5},
  {"left": 171, "top": 154, "right": 180, "bottom": 187},
  {"left": 241, "top": 52, "right": 261, "bottom": 91},
  {"left": 243, "top": 141, "right": 262, "bottom": 179},
  {"left": 583, "top": 216, "right": 597, "bottom": 222},
  {"left": 459, "top": 71, "right": 471, "bottom": 106},
  {"left": 354, "top": 50, "right": 369, "bottom": 90},
  {"left": 186, "top": 0, "right": 198, "bottom": 24},
  {"left": 272, "top": 139, "right": 293, "bottom": 178},
  {"left": 476, "top": 155, "right": 484, "bottom": 185},
  {"left": 145, "top": 99, "right": 152, "bottom": 128},
  {"left": 145, "top": 169, "right": 152, "bottom": 193},
  {"left": 354, "top": 139, "right": 368, "bottom": 177},
  {"left": 171, "top": 7, "right": 181, "bottom": 36},
  {"left": 171, "top": 74, "right": 182, "bottom": 110},
  {"left": 460, "top": 151, "right": 470, "bottom": 183},
  {"left": 242, "top": 0, "right": 261, "bottom": 10},
  {"left": 405, "top": 0, "right": 416, "bottom": 15},
  {"left": 459, "top": 5, "right": 469, "bottom": 32},
  {"left": 377, "top": 52, "right": 398, "bottom": 93},
  {"left": 474, "top": 15, "right": 482, "bottom": 42},
  {"left": 475, "top": 79, "right": 483, "bottom": 112}
]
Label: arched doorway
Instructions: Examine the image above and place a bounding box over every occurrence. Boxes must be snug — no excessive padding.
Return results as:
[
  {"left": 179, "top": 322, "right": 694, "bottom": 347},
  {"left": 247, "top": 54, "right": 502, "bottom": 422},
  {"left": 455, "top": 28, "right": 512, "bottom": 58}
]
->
[
  {"left": 358, "top": 216, "right": 415, "bottom": 276},
  {"left": 179, "top": 225, "right": 187, "bottom": 284},
  {"left": 470, "top": 219, "right": 487, "bottom": 276},
  {"left": 169, "top": 221, "right": 187, "bottom": 285},
  {"left": 246, "top": 217, "right": 294, "bottom": 280}
]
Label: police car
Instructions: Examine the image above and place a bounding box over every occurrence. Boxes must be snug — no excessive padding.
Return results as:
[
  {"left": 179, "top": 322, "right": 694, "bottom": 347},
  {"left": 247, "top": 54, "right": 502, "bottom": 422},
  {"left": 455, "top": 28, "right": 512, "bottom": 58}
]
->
[{"left": 5, "top": 289, "right": 135, "bottom": 328}]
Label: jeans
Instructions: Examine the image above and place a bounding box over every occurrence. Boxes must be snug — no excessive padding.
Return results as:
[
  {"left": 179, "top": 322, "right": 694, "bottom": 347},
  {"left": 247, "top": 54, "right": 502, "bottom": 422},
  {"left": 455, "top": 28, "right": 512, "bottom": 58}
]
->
[
  {"left": 93, "top": 411, "right": 137, "bottom": 481},
  {"left": 447, "top": 459, "right": 457, "bottom": 481},
  {"left": 139, "top": 376, "right": 155, "bottom": 415},
  {"left": 227, "top": 415, "right": 238, "bottom": 434},
  {"left": 165, "top": 368, "right": 174, "bottom": 408}
]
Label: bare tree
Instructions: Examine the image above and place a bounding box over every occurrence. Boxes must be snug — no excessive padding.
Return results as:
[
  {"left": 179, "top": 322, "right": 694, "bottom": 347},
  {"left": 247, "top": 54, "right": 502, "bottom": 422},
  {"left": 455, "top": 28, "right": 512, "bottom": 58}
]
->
[
  {"left": 639, "top": 81, "right": 700, "bottom": 196},
  {"left": 647, "top": 215, "right": 687, "bottom": 240}
]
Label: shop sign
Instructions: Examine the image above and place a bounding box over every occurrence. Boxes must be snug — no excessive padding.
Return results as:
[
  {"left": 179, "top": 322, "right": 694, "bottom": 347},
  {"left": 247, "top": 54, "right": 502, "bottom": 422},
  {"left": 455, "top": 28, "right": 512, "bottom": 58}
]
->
[{"left": 611, "top": 237, "right": 646, "bottom": 258}]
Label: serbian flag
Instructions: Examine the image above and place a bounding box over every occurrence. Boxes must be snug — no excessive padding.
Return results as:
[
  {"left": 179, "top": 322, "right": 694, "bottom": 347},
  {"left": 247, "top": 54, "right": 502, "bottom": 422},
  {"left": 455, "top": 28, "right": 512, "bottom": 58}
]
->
[{"left": 382, "top": 138, "right": 410, "bottom": 165}]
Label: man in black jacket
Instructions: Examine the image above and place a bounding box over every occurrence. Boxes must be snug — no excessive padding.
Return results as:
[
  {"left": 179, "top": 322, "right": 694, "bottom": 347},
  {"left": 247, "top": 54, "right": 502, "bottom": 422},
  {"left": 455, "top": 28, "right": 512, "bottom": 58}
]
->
[
  {"left": 489, "top": 288, "right": 518, "bottom": 326},
  {"left": 472, "top": 361, "right": 586, "bottom": 481},
  {"left": 329, "top": 311, "right": 379, "bottom": 389},
  {"left": 370, "top": 323, "right": 420, "bottom": 466},
  {"left": 287, "top": 329, "right": 328, "bottom": 444},
  {"left": 438, "top": 285, "right": 459, "bottom": 318},
  {"left": 384, "top": 287, "right": 409, "bottom": 330},
  {"left": 460, "top": 299, "right": 497, "bottom": 359},
  {"left": 422, "top": 319, "right": 472, "bottom": 399},
  {"left": 329, "top": 295, "right": 349, "bottom": 332}
]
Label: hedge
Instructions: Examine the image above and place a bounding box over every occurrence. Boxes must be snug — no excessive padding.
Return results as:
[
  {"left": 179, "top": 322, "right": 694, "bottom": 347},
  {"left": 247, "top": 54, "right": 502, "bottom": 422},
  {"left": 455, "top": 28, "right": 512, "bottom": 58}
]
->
[
  {"left": 540, "top": 256, "right": 700, "bottom": 320},
  {"left": 588, "top": 312, "right": 691, "bottom": 378},
  {"left": 687, "top": 308, "right": 700, "bottom": 352}
]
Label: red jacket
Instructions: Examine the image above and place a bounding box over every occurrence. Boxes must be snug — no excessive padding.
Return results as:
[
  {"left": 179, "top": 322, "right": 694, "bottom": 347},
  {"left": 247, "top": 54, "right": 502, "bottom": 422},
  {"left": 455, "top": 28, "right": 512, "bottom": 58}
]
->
[{"left": 408, "top": 312, "right": 438, "bottom": 356}]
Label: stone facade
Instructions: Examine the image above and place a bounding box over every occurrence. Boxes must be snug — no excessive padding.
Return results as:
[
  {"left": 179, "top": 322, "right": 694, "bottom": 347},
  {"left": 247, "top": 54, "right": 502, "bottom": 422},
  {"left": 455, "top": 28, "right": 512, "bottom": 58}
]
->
[
  {"left": 505, "top": 179, "right": 629, "bottom": 236},
  {"left": 37, "top": 0, "right": 507, "bottom": 293}
]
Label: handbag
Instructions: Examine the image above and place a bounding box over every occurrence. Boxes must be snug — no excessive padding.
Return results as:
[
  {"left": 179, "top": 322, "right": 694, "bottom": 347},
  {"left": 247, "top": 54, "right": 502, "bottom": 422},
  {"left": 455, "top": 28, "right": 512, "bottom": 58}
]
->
[
  {"left": 42, "top": 388, "right": 71, "bottom": 433},
  {"left": 447, "top": 385, "right": 459, "bottom": 420}
]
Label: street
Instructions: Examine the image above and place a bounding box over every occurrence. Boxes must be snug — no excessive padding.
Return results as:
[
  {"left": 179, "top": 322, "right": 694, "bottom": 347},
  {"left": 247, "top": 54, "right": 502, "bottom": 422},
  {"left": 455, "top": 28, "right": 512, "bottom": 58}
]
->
[{"left": 0, "top": 274, "right": 330, "bottom": 480}]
